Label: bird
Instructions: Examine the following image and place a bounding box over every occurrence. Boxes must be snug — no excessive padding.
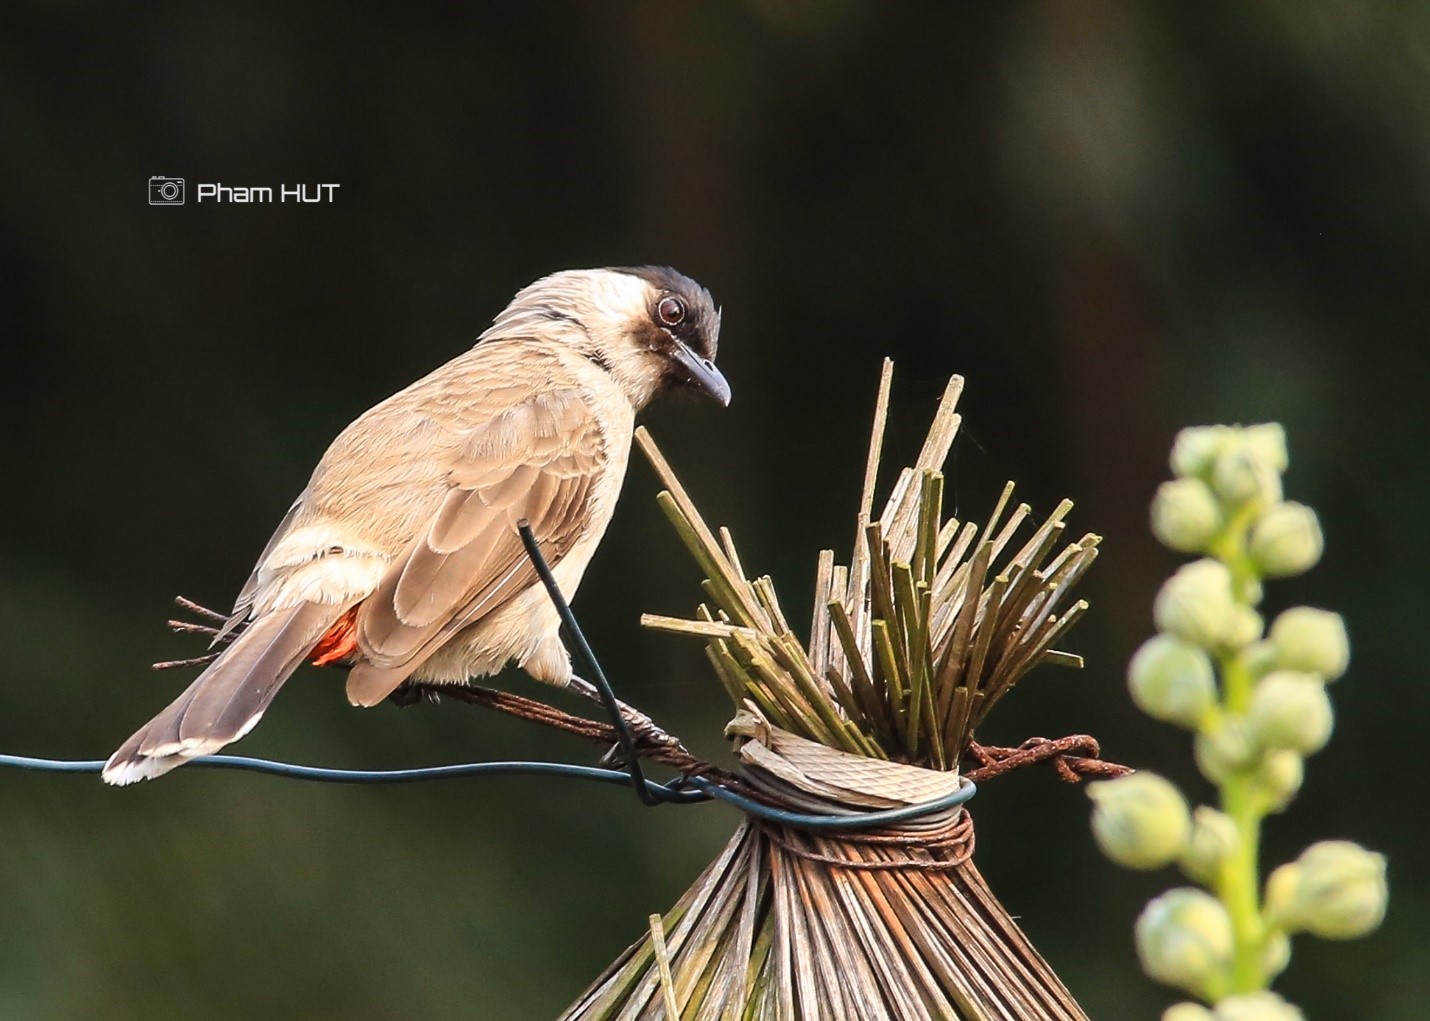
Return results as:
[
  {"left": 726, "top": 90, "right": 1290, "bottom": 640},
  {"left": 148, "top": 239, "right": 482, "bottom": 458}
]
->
[{"left": 103, "top": 266, "right": 729, "bottom": 785}]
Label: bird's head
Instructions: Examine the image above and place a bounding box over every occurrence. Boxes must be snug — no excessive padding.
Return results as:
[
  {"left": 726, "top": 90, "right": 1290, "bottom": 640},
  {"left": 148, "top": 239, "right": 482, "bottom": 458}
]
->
[{"left": 483, "top": 266, "right": 730, "bottom": 411}]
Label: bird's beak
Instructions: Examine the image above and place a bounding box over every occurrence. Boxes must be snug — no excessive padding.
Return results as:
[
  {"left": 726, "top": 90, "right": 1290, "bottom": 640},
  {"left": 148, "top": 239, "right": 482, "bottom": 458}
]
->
[{"left": 671, "top": 341, "right": 732, "bottom": 406}]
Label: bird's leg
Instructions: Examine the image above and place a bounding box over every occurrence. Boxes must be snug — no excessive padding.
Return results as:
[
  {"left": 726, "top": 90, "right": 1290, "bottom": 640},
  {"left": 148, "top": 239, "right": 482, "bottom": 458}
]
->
[
  {"left": 566, "top": 674, "right": 686, "bottom": 765},
  {"left": 387, "top": 682, "right": 441, "bottom": 708}
]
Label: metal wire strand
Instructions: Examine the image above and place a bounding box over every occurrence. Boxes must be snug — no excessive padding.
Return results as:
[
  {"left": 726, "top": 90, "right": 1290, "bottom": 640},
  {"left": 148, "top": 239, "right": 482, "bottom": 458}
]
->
[
  {"left": 515, "top": 521, "right": 665, "bottom": 806},
  {"left": 0, "top": 754, "right": 973, "bottom": 829}
]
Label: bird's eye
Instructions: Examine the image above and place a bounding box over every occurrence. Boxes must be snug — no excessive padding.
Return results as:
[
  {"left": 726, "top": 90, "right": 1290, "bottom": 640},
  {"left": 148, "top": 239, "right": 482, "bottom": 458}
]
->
[{"left": 656, "top": 296, "right": 686, "bottom": 327}]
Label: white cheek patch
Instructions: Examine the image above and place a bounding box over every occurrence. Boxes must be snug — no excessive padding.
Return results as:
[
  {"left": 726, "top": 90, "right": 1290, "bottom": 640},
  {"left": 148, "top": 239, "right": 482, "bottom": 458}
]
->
[{"left": 599, "top": 347, "right": 665, "bottom": 408}]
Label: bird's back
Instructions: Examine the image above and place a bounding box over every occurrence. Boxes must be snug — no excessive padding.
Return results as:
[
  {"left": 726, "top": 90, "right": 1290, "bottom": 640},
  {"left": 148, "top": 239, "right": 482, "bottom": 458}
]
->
[{"left": 240, "top": 338, "right": 625, "bottom": 621}]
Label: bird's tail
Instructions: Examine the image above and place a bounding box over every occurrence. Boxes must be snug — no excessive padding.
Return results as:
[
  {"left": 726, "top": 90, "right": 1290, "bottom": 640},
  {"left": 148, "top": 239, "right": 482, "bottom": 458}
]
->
[{"left": 102, "top": 602, "right": 349, "bottom": 786}]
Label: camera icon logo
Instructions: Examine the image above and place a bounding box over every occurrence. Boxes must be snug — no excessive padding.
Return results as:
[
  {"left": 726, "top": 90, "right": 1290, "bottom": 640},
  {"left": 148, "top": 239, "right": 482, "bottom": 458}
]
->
[{"left": 149, "top": 176, "right": 185, "bottom": 206}]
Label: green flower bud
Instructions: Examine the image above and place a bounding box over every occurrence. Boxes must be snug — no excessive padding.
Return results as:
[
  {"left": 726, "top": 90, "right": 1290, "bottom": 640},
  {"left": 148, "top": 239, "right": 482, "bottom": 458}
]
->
[
  {"left": 1194, "top": 717, "right": 1258, "bottom": 783},
  {"left": 1265, "top": 841, "right": 1388, "bottom": 939},
  {"left": 1211, "top": 444, "right": 1282, "bottom": 508},
  {"left": 1128, "top": 635, "right": 1217, "bottom": 728},
  {"left": 1247, "top": 671, "right": 1333, "bottom": 755},
  {"left": 1164, "top": 1005, "right": 1216, "bottom": 1021},
  {"left": 1240, "top": 640, "right": 1279, "bottom": 679},
  {"left": 1088, "top": 772, "right": 1191, "bottom": 870},
  {"left": 1248, "top": 502, "right": 1323, "bottom": 578},
  {"left": 1256, "top": 749, "right": 1304, "bottom": 812},
  {"left": 1170, "top": 426, "right": 1235, "bottom": 479},
  {"left": 1221, "top": 606, "right": 1264, "bottom": 652},
  {"left": 1269, "top": 607, "right": 1349, "bottom": 681},
  {"left": 1155, "top": 559, "right": 1237, "bottom": 648},
  {"left": 1135, "top": 888, "right": 1234, "bottom": 997},
  {"left": 1152, "top": 478, "right": 1224, "bottom": 553},
  {"left": 1263, "top": 863, "right": 1297, "bottom": 927},
  {"left": 1213, "top": 991, "right": 1304, "bottom": 1021},
  {"left": 1179, "top": 806, "right": 1240, "bottom": 884},
  {"left": 1241, "top": 423, "right": 1289, "bottom": 474},
  {"left": 1260, "top": 930, "right": 1291, "bottom": 983}
]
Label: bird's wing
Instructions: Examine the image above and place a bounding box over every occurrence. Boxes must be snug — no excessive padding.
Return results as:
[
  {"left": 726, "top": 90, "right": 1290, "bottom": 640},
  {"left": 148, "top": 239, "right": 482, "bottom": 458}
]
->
[{"left": 344, "top": 386, "right": 604, "bottom": 706}]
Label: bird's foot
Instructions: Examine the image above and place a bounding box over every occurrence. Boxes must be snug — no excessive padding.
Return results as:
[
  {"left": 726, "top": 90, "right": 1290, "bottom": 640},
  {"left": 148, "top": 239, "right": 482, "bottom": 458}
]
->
[
  {"left": 567, "top": 675, "right": 686, "bottom": 760},
  {"left": 388, "top": 683, "right": 441, "bottom": 708}
]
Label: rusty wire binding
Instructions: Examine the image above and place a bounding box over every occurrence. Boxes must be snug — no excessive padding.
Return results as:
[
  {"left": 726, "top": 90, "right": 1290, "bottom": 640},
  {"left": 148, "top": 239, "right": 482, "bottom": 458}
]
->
[{"left": 563, "top": 361, "right": 1106, "bottom": 1021}]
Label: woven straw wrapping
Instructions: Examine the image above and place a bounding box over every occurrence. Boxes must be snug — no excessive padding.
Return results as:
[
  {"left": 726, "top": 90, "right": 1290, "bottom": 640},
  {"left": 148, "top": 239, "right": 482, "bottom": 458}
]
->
[{"left": 559, "top": 716, "right": 1088, "bottom": 1021}]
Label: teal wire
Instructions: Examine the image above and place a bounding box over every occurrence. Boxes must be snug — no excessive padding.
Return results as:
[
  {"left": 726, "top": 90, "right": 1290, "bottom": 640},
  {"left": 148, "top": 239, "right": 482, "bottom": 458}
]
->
[
  {"left": 0, "top": 753, "right": 974, "bottom": 830},
  {"left": 685, "top": 774, "right": 977, "bottom": 830}
]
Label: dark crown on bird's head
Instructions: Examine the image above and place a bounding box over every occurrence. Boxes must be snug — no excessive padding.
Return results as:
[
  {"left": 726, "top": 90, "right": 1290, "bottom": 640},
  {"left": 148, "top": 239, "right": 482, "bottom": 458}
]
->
[{"left": 614, "top": 265, "right": 722, "bottom": 362}]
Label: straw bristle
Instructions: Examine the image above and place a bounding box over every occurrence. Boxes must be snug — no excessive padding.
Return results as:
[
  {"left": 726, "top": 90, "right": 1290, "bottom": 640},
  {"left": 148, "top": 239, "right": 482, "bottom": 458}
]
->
[
  {"left": 633, "top": 371, "right": 1097, "bottom": 769},
  {"left": 567, "top": 364, "right": 1097, "bottom": 1021}
]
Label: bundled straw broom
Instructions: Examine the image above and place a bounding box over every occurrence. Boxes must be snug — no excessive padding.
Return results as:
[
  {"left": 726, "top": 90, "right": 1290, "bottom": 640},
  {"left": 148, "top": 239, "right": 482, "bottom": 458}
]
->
[{"left": 561, "top": 362, "right": 1101, "bottom": 1021}]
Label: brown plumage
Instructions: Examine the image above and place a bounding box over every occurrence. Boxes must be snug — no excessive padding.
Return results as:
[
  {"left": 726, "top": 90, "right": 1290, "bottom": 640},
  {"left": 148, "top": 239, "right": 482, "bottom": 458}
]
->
[{"left": 104, "top": 267, "right": 728, "bottom": 785}]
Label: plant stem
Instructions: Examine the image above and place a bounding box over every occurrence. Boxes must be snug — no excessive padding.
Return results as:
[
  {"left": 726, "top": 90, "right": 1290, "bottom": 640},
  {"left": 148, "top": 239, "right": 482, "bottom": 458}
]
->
[
  {"left": 1209, "top": 502, "right": 1261, "bottom": 610},
  {"left": 1211, "top": 508, "right": 1268, "bottom": 993},
  {"left": 1219, "top": 745, "right": 1267, "bottom": 993}
]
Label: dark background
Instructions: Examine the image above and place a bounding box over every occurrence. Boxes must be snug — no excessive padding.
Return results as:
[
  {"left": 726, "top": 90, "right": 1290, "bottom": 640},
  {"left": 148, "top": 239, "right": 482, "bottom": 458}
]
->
[{"left": 1, "top": 3, "right": 1425, "bottom": 1018}]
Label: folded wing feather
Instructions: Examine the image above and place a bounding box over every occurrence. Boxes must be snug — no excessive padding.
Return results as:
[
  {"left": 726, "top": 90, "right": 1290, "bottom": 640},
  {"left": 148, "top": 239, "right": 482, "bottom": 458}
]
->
[{"left": 345, "top": 388, "right": 605, "bottom": 706}]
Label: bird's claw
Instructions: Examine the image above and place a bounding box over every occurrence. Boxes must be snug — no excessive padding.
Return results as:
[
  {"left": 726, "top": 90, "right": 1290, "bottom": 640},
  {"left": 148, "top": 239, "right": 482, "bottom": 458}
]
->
[
  {"left": 388, "top": 684, "right": 441, "bottom": 708},
  {"left": 567, "top": 674, "right": 685, "bottom": 759}
]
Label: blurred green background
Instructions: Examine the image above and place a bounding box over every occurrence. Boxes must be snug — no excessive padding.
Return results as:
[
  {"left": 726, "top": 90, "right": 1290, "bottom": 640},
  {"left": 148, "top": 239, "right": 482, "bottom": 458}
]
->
[{"left": 2, "top": 2, "right": 1427, "bottom": 1018}]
